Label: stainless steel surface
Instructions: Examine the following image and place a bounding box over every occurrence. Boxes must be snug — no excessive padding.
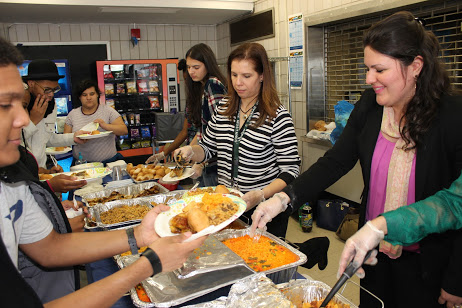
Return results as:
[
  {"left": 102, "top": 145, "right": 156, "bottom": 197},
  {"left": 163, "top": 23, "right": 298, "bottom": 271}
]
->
[
  {"left": 306, "top": 26, "right": 326, "bottom": 129},
  {"left": 117, "top": 236, "right": 254, "bottom": 307}
]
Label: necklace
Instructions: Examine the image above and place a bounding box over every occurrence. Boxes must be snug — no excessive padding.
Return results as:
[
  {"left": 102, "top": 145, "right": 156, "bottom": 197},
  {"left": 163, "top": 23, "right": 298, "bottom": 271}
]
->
[{"left": 239, "top": 97, "right": 257, "bottom": 120}]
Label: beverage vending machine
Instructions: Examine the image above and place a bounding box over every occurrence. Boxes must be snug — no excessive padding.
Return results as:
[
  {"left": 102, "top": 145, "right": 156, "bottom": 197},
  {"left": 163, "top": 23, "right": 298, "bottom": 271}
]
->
[{"left": 96, "top": 59, "right": 180, "bottom": 157}]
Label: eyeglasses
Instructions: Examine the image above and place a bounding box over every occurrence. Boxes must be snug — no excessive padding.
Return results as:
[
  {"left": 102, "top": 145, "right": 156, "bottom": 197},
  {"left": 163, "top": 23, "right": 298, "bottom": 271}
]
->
[{"left": 35, "top": 82, "right": 61, "bottom": 95}]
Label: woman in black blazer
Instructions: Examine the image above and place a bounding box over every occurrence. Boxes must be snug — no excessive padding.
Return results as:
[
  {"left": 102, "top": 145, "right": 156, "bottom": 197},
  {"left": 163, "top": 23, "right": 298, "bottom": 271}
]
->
[{"left": 250, "top": 11, "right": 462, "bottom": 308}]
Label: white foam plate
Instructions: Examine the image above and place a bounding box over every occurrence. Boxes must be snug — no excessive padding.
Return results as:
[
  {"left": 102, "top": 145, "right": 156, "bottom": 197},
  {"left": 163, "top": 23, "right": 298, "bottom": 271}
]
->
[
  {"left": 49, "top": 167, "right": 112, "bottom": 183},
  {"left": 162, "top": 167, "right": 194, "bottom": 182},
  {"left": 77, "top": 131, "right": 113, "bottom": 139},
  {"left": 154, "top": 194, "right": 246, "bottom": 243},
  {"left": 45, "top": 146, "right": 72, "bottom": 155}
]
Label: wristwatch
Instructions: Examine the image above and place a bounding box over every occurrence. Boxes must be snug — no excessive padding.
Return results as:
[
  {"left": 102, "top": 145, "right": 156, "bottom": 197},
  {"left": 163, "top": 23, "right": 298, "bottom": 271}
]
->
[
  {"left": 141, "top": 248, "right": 163, "bottom": 276},
  {"left": 125, "top": 227, "right": 138, "bottom": 255}
]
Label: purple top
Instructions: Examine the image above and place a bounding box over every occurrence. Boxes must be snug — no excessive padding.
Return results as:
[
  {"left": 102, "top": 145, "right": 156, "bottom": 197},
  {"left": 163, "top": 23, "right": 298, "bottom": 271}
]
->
[{"left": 367, "top": 132, "right": 420, "bottom": 251}]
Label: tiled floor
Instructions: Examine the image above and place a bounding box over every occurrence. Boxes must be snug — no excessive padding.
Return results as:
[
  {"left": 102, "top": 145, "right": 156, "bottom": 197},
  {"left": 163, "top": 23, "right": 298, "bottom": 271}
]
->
[{"left": 286, "top": 216, "right": 360, "bottom": 306}]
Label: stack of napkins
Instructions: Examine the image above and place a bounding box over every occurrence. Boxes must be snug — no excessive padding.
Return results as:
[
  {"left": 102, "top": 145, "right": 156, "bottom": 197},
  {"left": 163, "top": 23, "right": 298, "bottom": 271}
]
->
[{"left": 106, "top": 160, "right": 127, "bottom": 170}]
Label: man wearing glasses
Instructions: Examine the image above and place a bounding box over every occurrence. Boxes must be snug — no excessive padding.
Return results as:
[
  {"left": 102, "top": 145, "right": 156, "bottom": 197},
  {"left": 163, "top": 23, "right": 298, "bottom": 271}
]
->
[{"left": 22, "top": 59, "right": 86, "bottom": 172}]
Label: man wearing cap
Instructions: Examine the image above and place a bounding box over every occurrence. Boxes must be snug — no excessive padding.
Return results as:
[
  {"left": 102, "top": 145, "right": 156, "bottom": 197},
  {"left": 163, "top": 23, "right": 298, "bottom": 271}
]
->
[{"left": 22, "top": 59, "right": 86, "bottom": 171}]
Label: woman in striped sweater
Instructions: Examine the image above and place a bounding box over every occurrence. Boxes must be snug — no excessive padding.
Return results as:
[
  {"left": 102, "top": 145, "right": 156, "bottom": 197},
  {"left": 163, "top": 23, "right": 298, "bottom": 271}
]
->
[{"left": 175, "top": 43, "right": 300, "bottom": 237}]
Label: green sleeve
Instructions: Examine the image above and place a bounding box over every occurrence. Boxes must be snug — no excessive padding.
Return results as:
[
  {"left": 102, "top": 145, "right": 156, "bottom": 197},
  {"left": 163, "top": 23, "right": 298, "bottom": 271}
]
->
[{"left": 383, "top": 172, "right": 462, "bottom": 246}]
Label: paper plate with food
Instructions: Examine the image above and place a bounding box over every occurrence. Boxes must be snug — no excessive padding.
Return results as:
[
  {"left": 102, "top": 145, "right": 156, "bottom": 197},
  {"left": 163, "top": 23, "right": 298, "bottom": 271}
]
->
[
  {"left": 45, "top": 146, "right": 72, "bottom": 155},
  {"left": 162, "top": 166, "right": 194, "bottom": 182},
  {"left": 155, "top": 192, "right": 246, "bottom": 242},
  {"left": 183, "top": 184, "right": 243, "bottom": 198},
  {"left": 77, "top": 130, "right": 113, "bottom": 139},
  {"left": 40, "top": 167, "right": 112, "bottom": 182}
]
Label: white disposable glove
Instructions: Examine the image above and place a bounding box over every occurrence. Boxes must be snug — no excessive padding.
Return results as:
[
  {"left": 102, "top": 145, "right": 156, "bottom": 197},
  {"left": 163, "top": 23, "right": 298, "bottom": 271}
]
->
[
  {"left": 173, "top": 145, "right": 194, "bottom": 163},
  {"left": 191, "top": 163, "right": 204, "bottom": 179},
  {"left": 249, "top": 192, "right": 289, "bottom": 237},
  {"left": 145, "top": 151, "right": 165, "bottom": 164},
  {"left": 243, "top": 189, "right": 265, "bottom": 211},
  {"left": 337, "top": 220, "right": 385, "bottom": 279}
]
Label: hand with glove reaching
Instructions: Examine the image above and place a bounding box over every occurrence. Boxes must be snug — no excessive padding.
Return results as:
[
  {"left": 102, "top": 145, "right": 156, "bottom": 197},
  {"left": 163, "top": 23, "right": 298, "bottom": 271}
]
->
[
  {"left": 337, "top": 217, "right": 386, "bottom": 279},
  {"left": 191, "top": 163, "right": 204, "bottom": 179},
  {"left": 243, "top": 189, "right": 265, "bottom": 211},
  {"left": 296, "top": 237, "right": 330, "bottom": 270},
  {"left": 173, "top": 145, "right": 195, "bottom": 163},
  {"left": 250, "top": 192, "right": 290, "bottom": 237},
  {"left": 145, "top": 151, "right": 165, "bottom": 164}
]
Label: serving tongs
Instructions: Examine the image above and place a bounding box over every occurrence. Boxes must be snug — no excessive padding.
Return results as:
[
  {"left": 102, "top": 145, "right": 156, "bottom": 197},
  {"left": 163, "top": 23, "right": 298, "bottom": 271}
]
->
[{"left": 319, "top": 250, "right": 373, "bottom": 308}]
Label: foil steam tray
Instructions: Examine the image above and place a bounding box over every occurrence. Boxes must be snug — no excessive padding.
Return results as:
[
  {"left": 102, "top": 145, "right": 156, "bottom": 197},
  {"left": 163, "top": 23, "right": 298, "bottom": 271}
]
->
[
  {"left": 214, "top": 228, "right": 308, "bottom": 284},
  {"left": 116, "top": 236, "right": 254, "bottom": 307},
  {"left": 90, "top": 191, "right": 185, "bottom": 229},
  {"left": 278, "top": 280, "right": 358, "bottom": 308},
  {"left": 81, "top": 181, "right": 169, "bottom": 207}
]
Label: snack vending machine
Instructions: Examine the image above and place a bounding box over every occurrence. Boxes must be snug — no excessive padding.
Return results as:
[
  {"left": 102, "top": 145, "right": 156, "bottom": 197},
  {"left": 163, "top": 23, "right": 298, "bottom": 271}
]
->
[{"left": 96, "top": 59, "right": 180, "bottom": 157}]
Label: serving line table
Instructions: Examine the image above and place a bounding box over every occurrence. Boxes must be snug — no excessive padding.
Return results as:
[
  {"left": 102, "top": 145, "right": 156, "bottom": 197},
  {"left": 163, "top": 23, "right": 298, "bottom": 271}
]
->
[{"left": 81, "top": 174, "right": 306, "bottom": 308}]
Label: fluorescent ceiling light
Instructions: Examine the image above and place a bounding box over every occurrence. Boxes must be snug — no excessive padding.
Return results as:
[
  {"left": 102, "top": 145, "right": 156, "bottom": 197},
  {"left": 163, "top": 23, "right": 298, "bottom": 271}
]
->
[{"left": 99, "top": 7, "right": 180, "bottom": 14}]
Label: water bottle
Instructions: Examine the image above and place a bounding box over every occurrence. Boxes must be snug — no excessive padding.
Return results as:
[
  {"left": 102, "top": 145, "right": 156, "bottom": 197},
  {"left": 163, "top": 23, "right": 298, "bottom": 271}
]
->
[
  {"left": 299, "top": 202, "right": 313, "bottom": 233},
  {"left": 75, "top": 152, "right": 87, "bottom": 165}
]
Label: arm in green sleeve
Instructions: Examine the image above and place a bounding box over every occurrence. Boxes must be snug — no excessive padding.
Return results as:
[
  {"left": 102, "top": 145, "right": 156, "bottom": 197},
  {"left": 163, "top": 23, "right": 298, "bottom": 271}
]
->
[{"left": 383, "top": 172, "right": 462, "bottom": 246}]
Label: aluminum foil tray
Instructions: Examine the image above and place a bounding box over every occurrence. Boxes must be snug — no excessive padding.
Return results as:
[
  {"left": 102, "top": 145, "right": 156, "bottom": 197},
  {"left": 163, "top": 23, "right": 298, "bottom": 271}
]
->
[
  {"left": 116, "top": 236, "right": 254, "bottom": 307},
  {"left": 90, "top": 191, "right": 185, "bottom": 229},
  {"left": 81, "top": 181, "right": 169, "bottom": 207},
  {"left": 278, "top": 280, "right": 358, "bottom": 308},
  {"left": 90, "top": 198, "right": 154, "bottom": 228},
  {"left": 214, "top": 229, "right": 307, "bottom": 284}
]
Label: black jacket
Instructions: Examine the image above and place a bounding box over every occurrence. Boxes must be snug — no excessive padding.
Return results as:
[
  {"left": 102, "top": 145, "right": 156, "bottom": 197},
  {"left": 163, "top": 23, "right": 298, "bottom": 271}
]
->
[{"left": 284, "top": 88, "right": 462, "bottom": 296}]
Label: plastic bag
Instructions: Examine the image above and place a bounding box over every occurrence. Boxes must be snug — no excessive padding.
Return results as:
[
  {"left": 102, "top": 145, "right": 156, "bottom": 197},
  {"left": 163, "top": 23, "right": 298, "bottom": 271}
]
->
[{"left": 330, "top": 100, "right": 354, "bottom": 145}]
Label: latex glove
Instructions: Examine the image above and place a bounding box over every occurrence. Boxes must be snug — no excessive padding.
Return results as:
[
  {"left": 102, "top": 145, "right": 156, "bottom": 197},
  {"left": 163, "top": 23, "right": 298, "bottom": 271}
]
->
[
  {"left": 173, "top": 145, "right": 194, "bottom": 163},
  {"left": 337, "top": 221, "right": 384, "bottom": 279},
  {"left": 191, "top": 163, "right": 204, "bottom": 179},
  {"left": 243, "top": 189, "right": 265, "bottom": 211},
  {"left": 146, "top": 151, "right": 165, "bottom": 164},
  {"left": 249, "top": 193, "right": 289, "bottom": 237},
  {"left": 438, "top": 289, "right": 462, "bottom": 308}
]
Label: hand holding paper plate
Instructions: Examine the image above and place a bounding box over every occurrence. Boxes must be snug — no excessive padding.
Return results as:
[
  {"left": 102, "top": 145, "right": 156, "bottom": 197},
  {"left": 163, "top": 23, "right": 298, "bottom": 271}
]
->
[{"left": 154, "top": 193, "right": 246, "bottom": 243}]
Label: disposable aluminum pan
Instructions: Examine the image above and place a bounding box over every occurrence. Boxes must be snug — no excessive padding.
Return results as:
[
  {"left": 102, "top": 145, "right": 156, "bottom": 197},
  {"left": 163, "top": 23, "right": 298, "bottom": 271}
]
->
[
  {"left": 90, "top": 191, "right": 186, "bottom": 229},
  {"left": 81, "top": 181, "right": 169, "bottom": 207},
  {"left": 90, "top": 198, "right": 154, "bottom": 228},
  {"left": 278, "top": 279, "right": 358, "bottom": 308},
  {"left": 214, "top": 229, "right": 307, "bottom": 284},
  {"left": 116, "top": 236, "right": 254, "bottom": 308}
]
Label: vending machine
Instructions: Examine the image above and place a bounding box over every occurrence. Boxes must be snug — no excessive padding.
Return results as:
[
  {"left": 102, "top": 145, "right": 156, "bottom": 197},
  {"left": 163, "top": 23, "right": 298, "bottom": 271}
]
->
[{"left": 96, "top": 59, "right": 180, "bottom": 157}]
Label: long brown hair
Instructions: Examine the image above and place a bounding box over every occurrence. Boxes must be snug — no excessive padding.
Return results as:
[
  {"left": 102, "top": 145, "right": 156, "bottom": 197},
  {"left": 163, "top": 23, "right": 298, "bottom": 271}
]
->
[
  {"left": 222, "top": 43, "right": 280, "bottom": 127},
  {"left": 184, "top": 43, "right": 226, "bottom": 128},
  {"left": 364, "top": 11, "right": 451, "bottom": 150}
]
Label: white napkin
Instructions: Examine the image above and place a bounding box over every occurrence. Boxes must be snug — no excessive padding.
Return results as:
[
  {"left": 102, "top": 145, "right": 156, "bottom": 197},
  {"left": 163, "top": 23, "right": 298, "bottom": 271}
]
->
[
  {"left": 74, "top": 183, "right": 104, "bottom": 196},
  {"left": 81, "top": 122, "right": 99, "bottom": 132},
  {"left": 65, "top": 208, "right": 83, "bottom": 218}
]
